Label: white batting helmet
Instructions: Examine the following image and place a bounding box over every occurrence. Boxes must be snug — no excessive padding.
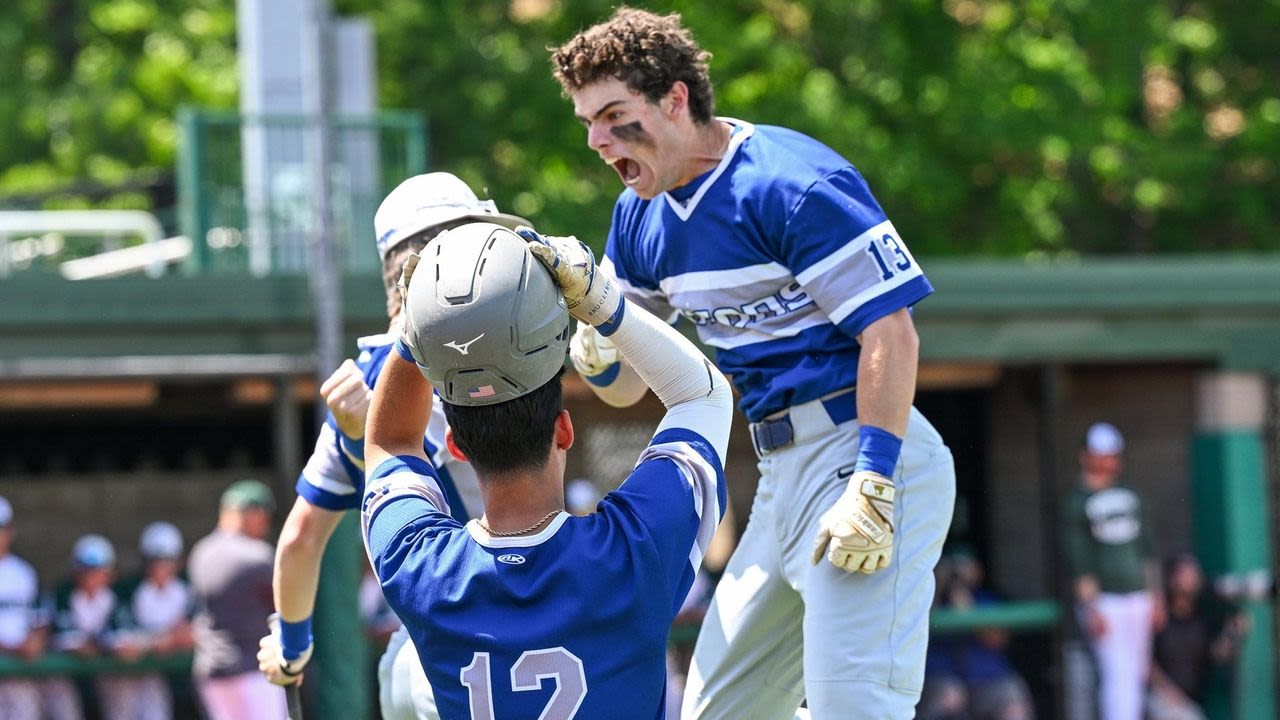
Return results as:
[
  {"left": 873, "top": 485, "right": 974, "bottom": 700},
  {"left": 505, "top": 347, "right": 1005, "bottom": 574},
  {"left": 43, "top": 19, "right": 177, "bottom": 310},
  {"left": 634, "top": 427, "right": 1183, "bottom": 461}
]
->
[
  {"left": 374, "top": 173, "right": 529, "bottom": 260},
  {"left": 72, "top": 534, "right": 116, "bottom": 569},
  {"left": 139, "top": 521, "right": 184, "bottom": 560}
]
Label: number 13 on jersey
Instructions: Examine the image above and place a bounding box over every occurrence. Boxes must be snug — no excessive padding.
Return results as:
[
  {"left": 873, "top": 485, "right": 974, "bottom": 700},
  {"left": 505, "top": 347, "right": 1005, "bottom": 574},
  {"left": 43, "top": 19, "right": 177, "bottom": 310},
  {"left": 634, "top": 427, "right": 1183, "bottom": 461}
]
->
[
  {"left": 461, "top": 647, "right": 587, "bottom": 720},
  {"left": 866, "top": 232, "right": 913, "bottom": 281}
]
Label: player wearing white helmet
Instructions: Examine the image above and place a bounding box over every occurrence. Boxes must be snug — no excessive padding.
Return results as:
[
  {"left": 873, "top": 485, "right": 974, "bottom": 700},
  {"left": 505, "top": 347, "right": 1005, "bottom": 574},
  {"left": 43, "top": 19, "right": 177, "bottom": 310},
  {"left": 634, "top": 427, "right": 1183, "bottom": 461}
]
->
[
  {"left": 45, "top": 534, "right": 135, "bottom": 720},
  {"left": 256, "top": 172, "right": 527, "bottom": 720},
  {"left": 362, "top": 220, "right": 731, "bottom": 719},
  {"left": 105, "top": 522, "right": 194, "bottom": 720},
  {"left": 0, "top": 497, "right": 44, "bottom": 720},
  {"left": 552, "top": 9, "right": 956, "bottom": 718}
]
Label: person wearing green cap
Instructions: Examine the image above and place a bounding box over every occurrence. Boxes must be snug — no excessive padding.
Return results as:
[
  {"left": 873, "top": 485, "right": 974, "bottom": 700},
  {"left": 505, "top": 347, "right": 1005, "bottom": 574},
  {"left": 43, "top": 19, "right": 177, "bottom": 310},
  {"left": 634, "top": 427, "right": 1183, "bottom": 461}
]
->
[{"left": 187, "top": 480, "right": 282, "bottom": 720}]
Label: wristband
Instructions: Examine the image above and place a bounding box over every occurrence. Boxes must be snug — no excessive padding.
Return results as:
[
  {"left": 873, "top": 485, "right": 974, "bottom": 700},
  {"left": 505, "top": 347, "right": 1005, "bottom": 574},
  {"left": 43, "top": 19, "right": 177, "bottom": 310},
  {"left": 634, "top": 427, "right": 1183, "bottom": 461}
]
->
[
  {"left": 595, "top": 298, "right": 626, "bottom": 337},
  {"left": 278, "top": 617, "right": 313, "bottom": 661},
  {"left": 582, "top": 361, "right": 622, "bottom": 387},
  {"left": 339, "top": 432, "right": 365, "bottom": 461},
  {"left": 855, "top": 425, "right": 902, "bottom": 477},
  {"left": 393, "top": 338, "right": 416, "bottom": 364}
]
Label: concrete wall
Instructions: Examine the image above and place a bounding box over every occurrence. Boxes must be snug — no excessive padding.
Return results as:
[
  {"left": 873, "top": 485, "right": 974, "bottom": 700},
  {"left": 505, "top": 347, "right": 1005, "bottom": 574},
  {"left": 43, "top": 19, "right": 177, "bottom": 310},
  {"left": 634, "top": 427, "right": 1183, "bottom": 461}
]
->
[{"left": 3, "top": 469, "right": 281, "bottom": 587}]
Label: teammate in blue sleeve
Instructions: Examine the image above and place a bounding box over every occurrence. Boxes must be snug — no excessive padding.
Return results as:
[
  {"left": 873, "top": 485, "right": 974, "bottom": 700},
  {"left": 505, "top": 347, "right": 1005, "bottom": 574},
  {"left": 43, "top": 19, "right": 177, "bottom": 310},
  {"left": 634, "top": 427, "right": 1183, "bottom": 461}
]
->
[
  {"left": 551, "top": 9, "right": 957, "bottom": 718},
  {"left": 362, "top": 221, "right": 732, "bottom": 720},
  {"left": 256, "top": 172, "right": 528, "bottom": 720}
]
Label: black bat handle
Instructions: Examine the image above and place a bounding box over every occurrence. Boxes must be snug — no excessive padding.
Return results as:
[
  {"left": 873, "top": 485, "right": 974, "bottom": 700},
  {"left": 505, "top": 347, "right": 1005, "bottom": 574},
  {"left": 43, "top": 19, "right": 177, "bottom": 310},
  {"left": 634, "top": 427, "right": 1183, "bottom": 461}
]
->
[{"left": 286, "top": 682, "right": 304, "bottom": 720}]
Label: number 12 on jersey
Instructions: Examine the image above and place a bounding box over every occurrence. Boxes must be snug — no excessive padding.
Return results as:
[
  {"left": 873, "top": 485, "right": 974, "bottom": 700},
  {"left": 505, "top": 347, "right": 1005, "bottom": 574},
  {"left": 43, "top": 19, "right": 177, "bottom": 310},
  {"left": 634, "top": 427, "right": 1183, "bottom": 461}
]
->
[{"left": 461, "top": 647, "right": 587, "bottom": 720}]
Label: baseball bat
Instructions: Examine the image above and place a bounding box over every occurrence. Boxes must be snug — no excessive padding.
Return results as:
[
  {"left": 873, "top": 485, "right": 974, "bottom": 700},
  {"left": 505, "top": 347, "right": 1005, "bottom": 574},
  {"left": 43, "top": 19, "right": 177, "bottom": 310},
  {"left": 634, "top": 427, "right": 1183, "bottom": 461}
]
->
[{"left": 286, "top": 682, "right": 304, "bottom": 720}]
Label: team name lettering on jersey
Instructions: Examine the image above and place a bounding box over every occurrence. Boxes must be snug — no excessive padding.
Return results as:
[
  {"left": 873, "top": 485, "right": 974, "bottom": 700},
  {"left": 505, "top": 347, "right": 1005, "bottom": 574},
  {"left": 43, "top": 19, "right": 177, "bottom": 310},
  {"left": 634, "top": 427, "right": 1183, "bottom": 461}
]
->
[{"left": 681, "top": 281, "right": 811, "bottom": 329}]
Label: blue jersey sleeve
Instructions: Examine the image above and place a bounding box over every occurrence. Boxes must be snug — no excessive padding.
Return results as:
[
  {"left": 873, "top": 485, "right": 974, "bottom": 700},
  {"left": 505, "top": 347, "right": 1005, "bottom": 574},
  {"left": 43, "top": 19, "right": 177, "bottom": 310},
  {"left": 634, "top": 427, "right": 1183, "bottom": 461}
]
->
[
  {"left": 604, "top": 427, "right": 726, "bottom": 615},
  {"left": 361, "top": 456, "right": 460, "bottom": 599},
  {"left": 783, "top": 167, "right": 933, "bottom": 337},
  {"left": 295, "top": 418, "right": 364, "bottom": 511}
]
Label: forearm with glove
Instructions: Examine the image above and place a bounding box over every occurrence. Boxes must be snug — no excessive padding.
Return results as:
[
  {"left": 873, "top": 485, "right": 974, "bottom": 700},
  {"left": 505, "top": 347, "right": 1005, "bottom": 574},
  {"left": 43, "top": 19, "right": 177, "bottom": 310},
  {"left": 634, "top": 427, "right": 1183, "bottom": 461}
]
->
[
  {"left": 812, "top": 308, "right": 918, "bottom": 574},
  {"left": 520, "top": 229, "right": 731, "bottom": 461}
]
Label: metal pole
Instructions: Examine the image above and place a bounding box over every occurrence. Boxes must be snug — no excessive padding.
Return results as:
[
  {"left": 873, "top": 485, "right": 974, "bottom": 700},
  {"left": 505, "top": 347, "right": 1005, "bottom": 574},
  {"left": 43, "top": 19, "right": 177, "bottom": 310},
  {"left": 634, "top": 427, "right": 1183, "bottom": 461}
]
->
[
  {"left": 302, "top": 0, "right": 342, "bottom": 391},
  {"left": 302, "top": 3, "right": 367, "bottom": 720},
  {"left": 1037, "top": 364, "right": 1069, "bottom": 720}
]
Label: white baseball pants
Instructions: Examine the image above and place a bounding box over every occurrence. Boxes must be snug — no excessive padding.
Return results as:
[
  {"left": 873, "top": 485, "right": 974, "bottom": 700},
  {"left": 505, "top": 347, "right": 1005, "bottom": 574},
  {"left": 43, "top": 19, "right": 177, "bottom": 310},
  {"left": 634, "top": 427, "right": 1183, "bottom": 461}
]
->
[
  {"left": 1092, "top": 591, "right": 1154, "bottom": 720},
  {"left": 197, "top": 671, "right": 288, "bottom": 720},
  {"left": 683, "top": 402, "right": 955, "bottom": 720},
  {"left": 378, "top": 624, "right": 439, "bottom": 720},
  {"left": 0, "top": 679, "right": 39, "bottom": 720}
]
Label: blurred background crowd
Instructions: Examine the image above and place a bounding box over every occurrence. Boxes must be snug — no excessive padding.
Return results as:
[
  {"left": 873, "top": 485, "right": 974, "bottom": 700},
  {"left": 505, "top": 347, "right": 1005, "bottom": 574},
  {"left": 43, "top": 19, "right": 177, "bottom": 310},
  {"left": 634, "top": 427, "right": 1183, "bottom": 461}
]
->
[{"left": 0, "top": 418, "right": 1266, "bottom": 720}]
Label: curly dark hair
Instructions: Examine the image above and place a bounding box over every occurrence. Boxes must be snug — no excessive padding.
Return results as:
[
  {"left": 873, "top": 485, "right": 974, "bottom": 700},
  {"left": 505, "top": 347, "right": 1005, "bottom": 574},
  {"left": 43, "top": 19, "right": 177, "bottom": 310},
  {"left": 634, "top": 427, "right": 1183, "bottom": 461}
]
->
[{"left": 550, "top": 7, "right": 715, "bottom": 124}]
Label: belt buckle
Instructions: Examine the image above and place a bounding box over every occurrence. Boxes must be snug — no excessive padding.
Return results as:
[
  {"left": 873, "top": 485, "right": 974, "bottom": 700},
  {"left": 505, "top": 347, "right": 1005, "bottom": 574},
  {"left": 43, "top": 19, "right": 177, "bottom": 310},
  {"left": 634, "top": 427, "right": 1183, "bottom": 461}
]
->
[{"left": 751, "top": 416, "right": 794, "bottom": 457}]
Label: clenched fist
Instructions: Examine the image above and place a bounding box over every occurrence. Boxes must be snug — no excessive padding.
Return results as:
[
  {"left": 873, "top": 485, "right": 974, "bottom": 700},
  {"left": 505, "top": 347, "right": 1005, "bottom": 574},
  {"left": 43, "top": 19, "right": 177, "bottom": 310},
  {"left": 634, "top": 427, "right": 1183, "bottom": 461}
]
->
[
  {"left": 320, "top": 359, "right": 373, "bottom": 440},
  {"left": 258, "top": 616, "right": 313, "bottom": 687},
  {"left": 569, "top": 322, "right": 620, "bottom": 378}
]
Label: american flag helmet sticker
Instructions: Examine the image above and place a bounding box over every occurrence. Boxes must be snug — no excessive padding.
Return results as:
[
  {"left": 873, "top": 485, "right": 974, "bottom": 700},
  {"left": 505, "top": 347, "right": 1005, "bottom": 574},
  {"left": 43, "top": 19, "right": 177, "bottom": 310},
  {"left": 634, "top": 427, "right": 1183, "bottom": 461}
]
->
[{"left": 467, "top": 385, "right": 496, "bottom": 398}]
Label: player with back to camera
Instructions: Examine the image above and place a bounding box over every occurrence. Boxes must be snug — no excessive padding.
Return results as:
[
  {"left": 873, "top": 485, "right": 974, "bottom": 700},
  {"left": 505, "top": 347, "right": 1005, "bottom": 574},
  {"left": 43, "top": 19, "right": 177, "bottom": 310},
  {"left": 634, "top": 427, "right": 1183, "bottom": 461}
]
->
[
  {"left": 360, "top": 221, "right": 732, "bottom": 719},
  {"left": 550, "top": 8, "right": 957, "bottom": 718},
  {"left": 256, "top": 173, "right": 528, "bottom": 720}
]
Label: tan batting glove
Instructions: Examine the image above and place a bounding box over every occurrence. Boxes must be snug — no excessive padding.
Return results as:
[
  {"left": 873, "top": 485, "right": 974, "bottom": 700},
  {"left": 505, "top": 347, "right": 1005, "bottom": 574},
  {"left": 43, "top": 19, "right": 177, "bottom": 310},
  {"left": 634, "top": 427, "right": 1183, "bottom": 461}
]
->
[
  {"left": 517, "top": 227, "right": 622, "bottom": 327},
  {"left": 811, "top": 471, "right": 896, "bottom": 574},
  {"left": 258, "top": 616, "right": 311, "bottom": 687},
  {"left": 396, "top": 250, "right": 428, "bottom": 366},
  {"left": 569, "top": 322, "right": 620, "bottom": 378}
]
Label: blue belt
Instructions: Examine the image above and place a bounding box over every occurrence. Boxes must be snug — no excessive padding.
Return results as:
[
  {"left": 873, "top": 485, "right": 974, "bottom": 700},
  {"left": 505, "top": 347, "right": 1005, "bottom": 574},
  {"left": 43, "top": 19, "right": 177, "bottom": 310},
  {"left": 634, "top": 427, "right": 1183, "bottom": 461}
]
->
[{"left": 749, "top": 390, "right": 857, "bottom": 456}]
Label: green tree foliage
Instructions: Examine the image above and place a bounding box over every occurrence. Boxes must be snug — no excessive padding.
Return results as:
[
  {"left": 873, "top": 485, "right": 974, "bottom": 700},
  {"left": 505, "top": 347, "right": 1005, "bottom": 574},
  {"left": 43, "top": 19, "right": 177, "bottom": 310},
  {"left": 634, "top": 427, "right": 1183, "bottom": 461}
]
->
[
  {"left": 5, "top": 0, "right": 1278, "bottom": 255},
  {"left": 0, "top": 0, "right": 236, "bottom": 210}
]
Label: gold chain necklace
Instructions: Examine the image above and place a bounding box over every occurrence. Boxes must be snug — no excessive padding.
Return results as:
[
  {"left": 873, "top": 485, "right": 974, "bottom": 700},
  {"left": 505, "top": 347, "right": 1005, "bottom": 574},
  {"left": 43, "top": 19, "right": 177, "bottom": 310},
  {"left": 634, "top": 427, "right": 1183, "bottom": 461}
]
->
[{"left": 477, "top": 509, "right": 561, "bottom": 538}]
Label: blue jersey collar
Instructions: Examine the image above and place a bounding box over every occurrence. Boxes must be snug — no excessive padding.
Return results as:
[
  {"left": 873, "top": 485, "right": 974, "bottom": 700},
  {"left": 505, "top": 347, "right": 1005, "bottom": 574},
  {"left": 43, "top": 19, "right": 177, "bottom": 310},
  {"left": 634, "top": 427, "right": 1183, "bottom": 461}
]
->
[{"left": 663, "top": 118, "right": 754, "bottom": 222}]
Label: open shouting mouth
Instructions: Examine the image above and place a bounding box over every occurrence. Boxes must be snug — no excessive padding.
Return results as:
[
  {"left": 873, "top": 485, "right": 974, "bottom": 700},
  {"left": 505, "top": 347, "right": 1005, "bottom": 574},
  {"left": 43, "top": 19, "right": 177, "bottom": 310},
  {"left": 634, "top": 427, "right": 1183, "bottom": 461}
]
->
[{"left": 610, "top": 157, "right": 642, "bottom": 185}]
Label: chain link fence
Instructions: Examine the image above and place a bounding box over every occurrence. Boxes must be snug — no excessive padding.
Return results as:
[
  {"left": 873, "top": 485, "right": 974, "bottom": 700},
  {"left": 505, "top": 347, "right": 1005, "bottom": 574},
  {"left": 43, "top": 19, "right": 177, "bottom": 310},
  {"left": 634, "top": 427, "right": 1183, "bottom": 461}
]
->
[{"left": 177, "top": 108, "right": 426, "bottom": 276}]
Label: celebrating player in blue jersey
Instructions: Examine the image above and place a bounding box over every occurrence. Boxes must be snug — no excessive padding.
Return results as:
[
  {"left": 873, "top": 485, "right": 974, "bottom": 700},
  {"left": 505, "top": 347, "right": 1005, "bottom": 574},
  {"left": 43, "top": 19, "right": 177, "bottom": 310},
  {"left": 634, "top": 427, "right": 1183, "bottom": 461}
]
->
[
  {"left": 551, "top": 8, "right": 957, "bottom": 718},
  {"left": 257, "top": 173, "right": 528, "bottom": 719},
  {"left": 361, "top": 221, "right": 732, "bottom": 720}
]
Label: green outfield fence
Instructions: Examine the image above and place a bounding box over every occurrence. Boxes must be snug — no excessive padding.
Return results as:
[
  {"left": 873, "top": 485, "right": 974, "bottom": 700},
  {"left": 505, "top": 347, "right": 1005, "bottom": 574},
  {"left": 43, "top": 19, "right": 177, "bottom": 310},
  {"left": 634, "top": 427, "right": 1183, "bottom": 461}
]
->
[{"left": 176, "top": 107, "right": 427, "bottom": 276}]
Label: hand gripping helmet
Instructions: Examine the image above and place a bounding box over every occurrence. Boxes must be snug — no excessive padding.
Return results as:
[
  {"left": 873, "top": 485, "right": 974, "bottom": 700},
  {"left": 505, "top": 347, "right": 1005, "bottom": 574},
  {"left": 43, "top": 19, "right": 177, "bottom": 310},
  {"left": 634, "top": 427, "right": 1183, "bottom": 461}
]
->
[{"left": 402, "top": 222, "right": 569, "bottom": 406}]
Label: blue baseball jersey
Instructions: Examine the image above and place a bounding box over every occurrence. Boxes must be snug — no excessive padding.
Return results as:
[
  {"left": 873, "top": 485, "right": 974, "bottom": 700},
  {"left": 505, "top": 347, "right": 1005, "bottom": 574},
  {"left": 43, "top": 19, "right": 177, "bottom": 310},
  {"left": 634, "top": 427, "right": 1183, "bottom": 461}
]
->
[
  {"left": 296, "top": 333, "right": 473, "bottom": 522},
  {"left": 362, "top": 427, "right": 726, "bottom": 720},
  {"left": 605, "top": 119, "right": 933, "bottom": 422}
]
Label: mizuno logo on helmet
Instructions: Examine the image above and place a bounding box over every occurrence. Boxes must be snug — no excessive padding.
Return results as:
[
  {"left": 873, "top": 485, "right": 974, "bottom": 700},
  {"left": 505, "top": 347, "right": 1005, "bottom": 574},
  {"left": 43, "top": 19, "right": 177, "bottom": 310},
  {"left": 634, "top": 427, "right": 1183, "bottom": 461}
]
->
[{"left": 444, "top": 333, "right": 485, "bottom": 355}]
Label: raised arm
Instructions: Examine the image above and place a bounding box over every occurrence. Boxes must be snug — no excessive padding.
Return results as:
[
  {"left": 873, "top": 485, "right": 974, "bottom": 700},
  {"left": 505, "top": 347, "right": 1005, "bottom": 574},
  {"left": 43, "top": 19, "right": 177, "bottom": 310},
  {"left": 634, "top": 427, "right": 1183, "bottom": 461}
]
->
[
  {"left": 260, "top": 358, "right": 373, "bottom": 686},
  {"left": 519, "top": 229, "right": 731, "bottom": 462},
  {"left": 366, "top": 250, "right": 436, "bottom": 473},
  {"left": 364, "top": 346, "right": 434, "bottom": 473}
]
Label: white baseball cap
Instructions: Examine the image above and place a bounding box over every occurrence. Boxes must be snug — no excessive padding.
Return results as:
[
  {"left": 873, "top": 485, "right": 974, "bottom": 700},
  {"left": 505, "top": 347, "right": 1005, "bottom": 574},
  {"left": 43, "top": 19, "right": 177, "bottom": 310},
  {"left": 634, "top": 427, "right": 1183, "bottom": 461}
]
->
[
  {"left": 72, "top": 534, "right": 116, "bottom": 569},
  {"left": 139, "top": 521, "right": 184, "bottom": 560},
  {"left": 373, "top": 172, "right": 529, "bottom": 260},
  {"left": 1085, "top": 422, "right": 1125, "bottom": 455},
  {"left": 0, "top": 496, "right": 12, "bottom": 527}
]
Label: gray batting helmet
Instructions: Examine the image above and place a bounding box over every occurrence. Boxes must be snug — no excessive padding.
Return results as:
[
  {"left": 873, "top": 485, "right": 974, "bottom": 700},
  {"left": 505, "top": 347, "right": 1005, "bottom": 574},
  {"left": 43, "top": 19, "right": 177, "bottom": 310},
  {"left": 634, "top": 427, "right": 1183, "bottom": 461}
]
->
[{"left": 403, "top": 222, "right": 569, "bottom": 406}]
